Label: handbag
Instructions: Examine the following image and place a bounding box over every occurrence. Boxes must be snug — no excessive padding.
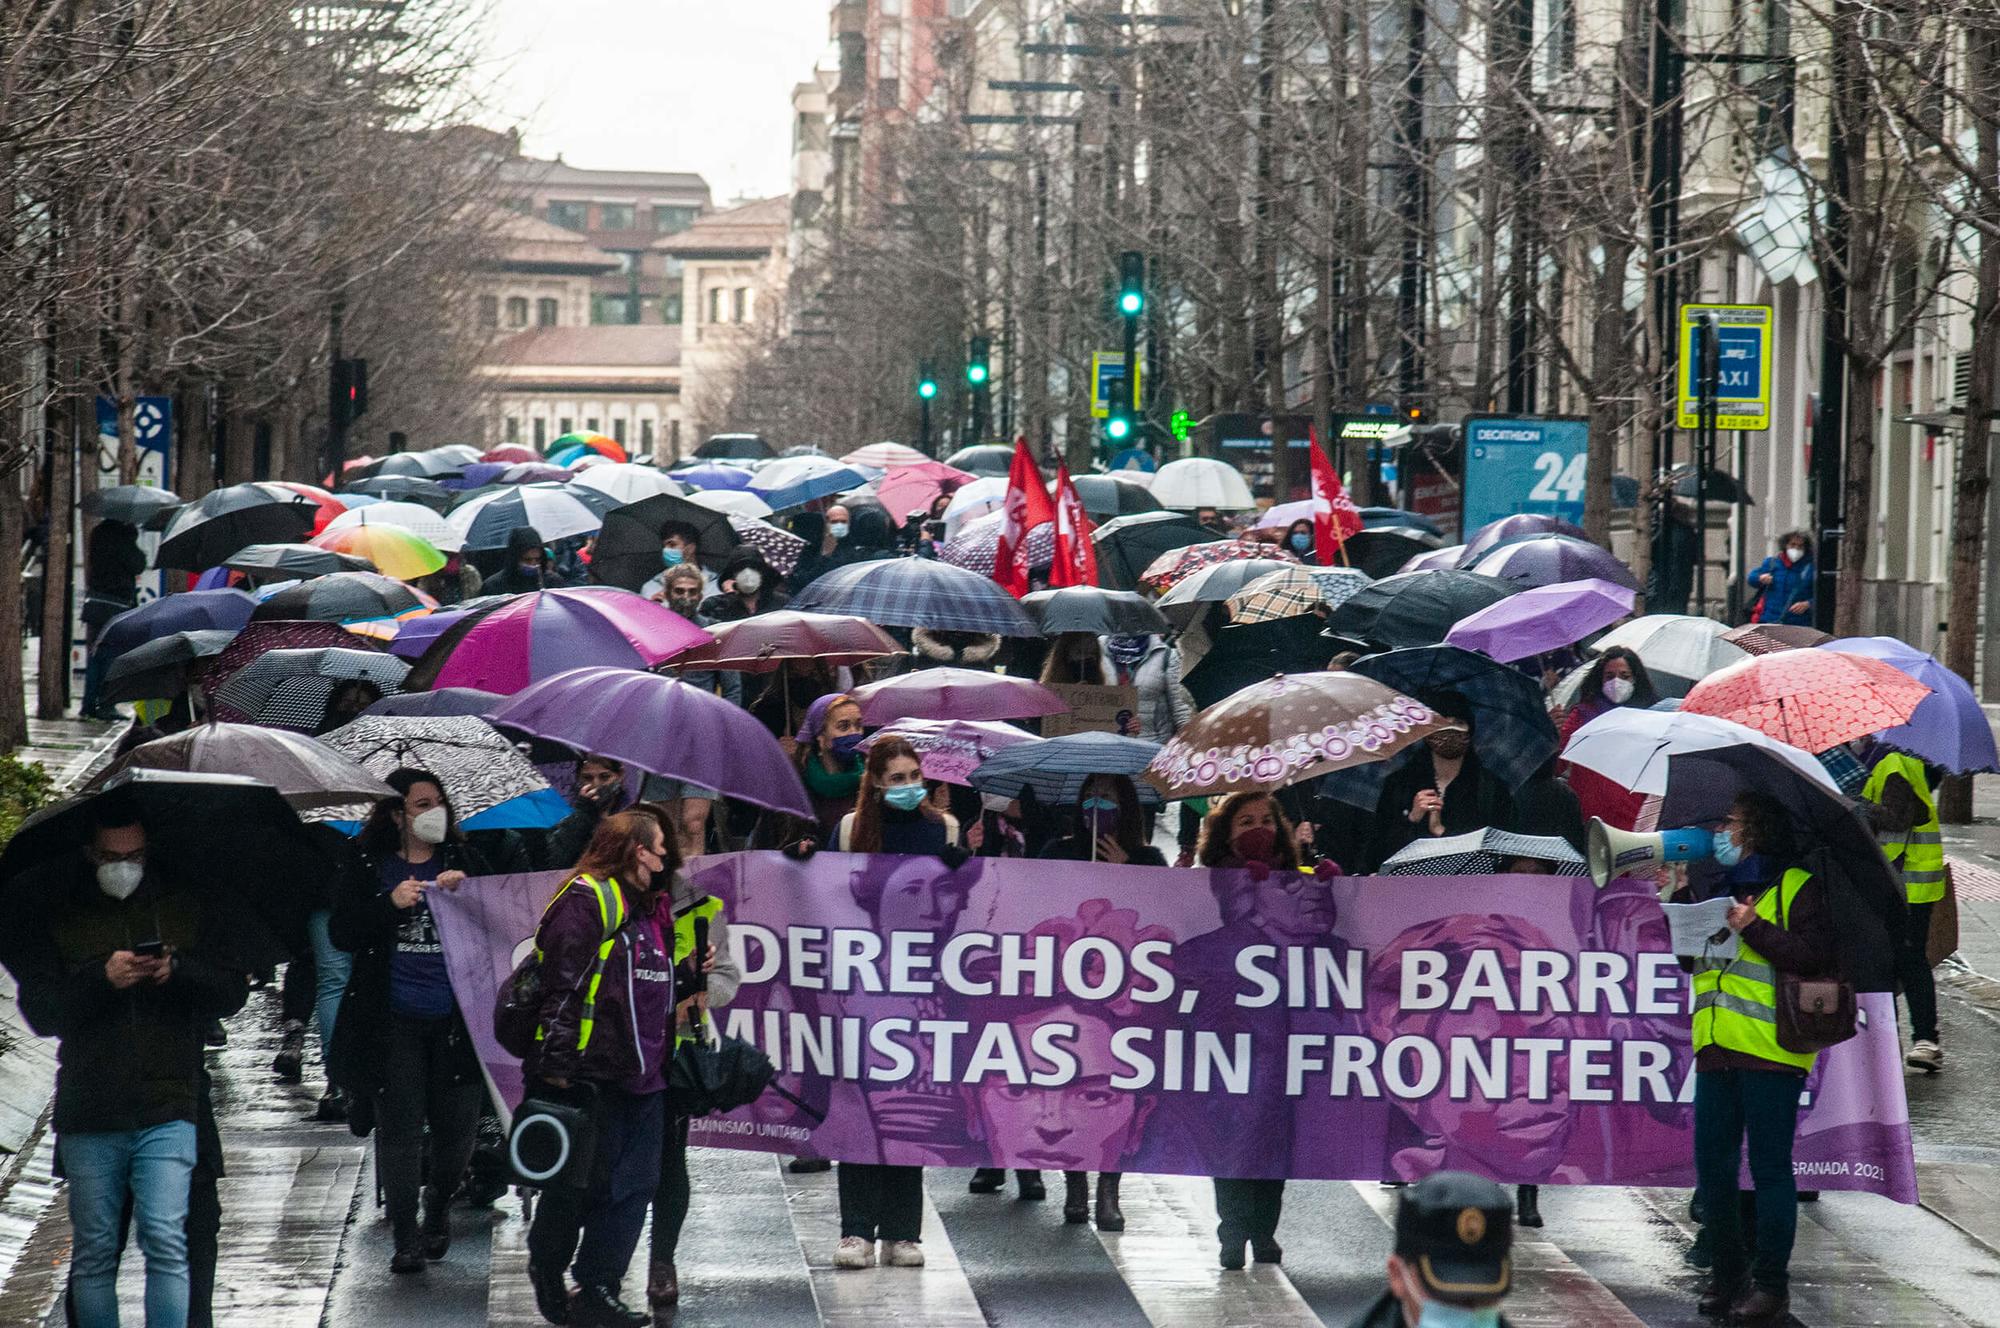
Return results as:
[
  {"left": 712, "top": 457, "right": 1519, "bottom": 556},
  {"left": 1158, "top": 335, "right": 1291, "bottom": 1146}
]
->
[
  {"left": 1927, "top": 863, "right": 1961, "bottom": 969},
  {"left": 1769, "top": 881, "right": 1858, "bottom": 1054}
]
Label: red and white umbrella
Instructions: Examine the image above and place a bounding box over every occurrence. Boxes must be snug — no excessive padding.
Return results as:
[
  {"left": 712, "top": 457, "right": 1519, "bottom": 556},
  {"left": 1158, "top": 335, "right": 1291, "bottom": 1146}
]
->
[{"left": 1680, "top": 649, "right": 1931, "bottom": 752}]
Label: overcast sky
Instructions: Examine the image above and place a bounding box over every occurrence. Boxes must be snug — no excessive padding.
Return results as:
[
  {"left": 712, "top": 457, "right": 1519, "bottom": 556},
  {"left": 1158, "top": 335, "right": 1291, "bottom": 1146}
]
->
[{"left": 481, "top": 0, "right": 830, "bottom": 201}]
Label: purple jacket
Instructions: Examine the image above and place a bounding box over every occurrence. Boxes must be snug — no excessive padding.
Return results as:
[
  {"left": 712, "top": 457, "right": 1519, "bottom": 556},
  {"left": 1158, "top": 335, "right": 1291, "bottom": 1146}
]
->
[{"left": 525, "top": 873, "right": 662, "bottom": 1088}]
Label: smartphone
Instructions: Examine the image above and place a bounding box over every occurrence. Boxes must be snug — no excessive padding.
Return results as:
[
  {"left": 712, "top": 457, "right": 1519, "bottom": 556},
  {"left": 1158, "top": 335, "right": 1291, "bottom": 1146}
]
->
[{"left": 132, "top": 939, "right": 166, "bottom": 959}]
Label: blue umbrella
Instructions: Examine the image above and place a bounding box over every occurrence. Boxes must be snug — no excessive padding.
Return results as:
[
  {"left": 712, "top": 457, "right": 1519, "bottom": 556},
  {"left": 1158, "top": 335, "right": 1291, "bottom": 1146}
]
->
[
  {"left": 791, "top": 558, "right": 1036, "bottom": 635},
  {"left": 99, "top": 589, "right": 256, "bottom": 667},
  {"left": 970, "top": 732, "right": 1165, "bottom": 807},
  {"left": 1825, "top": 637, "right": 2000, "bottom": 775},
  {"left": 674, "top": 463, "right": 755, "bottom": 491},
  {"left": 749, "top": 457, "right": 869, "bottom": 512}
]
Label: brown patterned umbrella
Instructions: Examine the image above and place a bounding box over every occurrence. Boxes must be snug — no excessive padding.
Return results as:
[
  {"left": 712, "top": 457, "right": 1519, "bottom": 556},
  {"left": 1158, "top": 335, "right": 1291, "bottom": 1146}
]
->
[{"left": 1719, "top": 622, "right": 1832, "bottom": 656}]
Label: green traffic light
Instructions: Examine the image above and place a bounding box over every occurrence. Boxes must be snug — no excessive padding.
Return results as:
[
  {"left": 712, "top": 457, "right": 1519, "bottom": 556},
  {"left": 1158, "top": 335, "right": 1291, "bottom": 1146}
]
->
[
  {"left": 967, "top": 365, "right": 989, "bottom": 385},
  {"left": 1119, "top": 291, "right": 1143, "bottom": 316},
  {"left": 918, "top": 380, "right": 937, "bottom": 400},
  {"left": 1106, "top": 416, "right": 1131, "bottom": 441}
]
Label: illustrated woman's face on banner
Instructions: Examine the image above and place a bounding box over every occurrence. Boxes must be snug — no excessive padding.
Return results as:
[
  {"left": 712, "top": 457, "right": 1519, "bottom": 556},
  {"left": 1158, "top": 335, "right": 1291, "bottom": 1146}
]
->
[{"left": 972, "top": 1005, "right": 1156, "bottom": 1172}]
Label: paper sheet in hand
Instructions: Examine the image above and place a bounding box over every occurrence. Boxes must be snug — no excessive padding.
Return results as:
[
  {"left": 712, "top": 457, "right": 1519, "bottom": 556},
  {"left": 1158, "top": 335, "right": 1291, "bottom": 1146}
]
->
[{"left": 1662, "top": 896, "right": 1739, "bottom": 962}]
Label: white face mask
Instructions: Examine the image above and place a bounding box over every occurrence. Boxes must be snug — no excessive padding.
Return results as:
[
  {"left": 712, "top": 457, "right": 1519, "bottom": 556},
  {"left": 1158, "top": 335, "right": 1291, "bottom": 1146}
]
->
[
  {"left": 96, "top": 860, "right": 144, "bottom": 901},
  {"left": 734, "top": 568, "right": 763, "bottom": 594},
  {"left": 1602, "top": 676, "right": 1635, "bottom": 704},
  {"left": 409, "top": 806, "right": 449, "bottom": 845},
  {"left": 1783, "top": 546, "right": 1804, "bottom": 564}
]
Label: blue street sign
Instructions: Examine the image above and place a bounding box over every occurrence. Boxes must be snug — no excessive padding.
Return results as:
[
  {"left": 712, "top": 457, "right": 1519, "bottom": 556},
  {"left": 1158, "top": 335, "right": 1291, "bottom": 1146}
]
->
[
  {"left": 96, "top": 396, "right": 173, "bottom": 454},
  {"left": 1107, "top": 447, "right": 1157, "bottom": 473},
  {"left": 1461, "top": 415, "right": 1591, "bottom": 532},
  {"left": 1677, "top": 304, "right": 1772, "bottom": 431}
]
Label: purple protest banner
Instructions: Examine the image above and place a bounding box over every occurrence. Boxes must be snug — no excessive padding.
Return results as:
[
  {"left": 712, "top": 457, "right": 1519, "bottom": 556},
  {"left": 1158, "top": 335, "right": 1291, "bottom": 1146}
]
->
[{"left": 427, "top": 855, "right": 1917, "bottom": 1201}]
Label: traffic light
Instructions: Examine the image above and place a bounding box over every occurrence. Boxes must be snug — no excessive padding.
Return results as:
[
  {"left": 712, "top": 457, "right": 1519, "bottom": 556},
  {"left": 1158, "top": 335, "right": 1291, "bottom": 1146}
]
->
[
  {"left": 917, "top": 363, "right": 938, "bottom": 400},
  {"left": 1105, "top": 410, "right": 1132, "bottom": 444},
  {"left": 966, "top": 336, "right": 990, "bottom": 387},
  {"left": 1169, "top": 408, "right": 1193, "bottom": 442},
  {"left": 1117, "top": 251, "right": 1145, "bottom": 318},
  {"left": 331, "top": 357, "right": 369, "bottom": 427}
]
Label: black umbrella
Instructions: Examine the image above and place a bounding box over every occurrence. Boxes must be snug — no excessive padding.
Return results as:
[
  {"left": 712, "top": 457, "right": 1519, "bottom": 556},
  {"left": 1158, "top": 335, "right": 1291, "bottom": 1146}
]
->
[
  {"left": 1183, "top": 617, "right": 1336, "bottom": 709},
  {"left": 155, "top": 484, "right": 318, "bottom": 570},
  {"left": 694, "top": 434, "right": 776, "bottom": 461},
  {"left": 1091, "top": 511, "right": 1217, "bottom": 591},
  {"left": 364, "top": 687, "right": 505, "bottom": 718},
  {"left": 1071, "top": 474, "right": 1163, "bottom": 520},
  {"left": 1345, "top": 645, "right": 1558, "bottom": 788},
  {"left": 1323, "top": 570, "right": 1522, "bottom": 651},
  {"left": 339, "top": 476, "right": 453, "bottom": 510},
  {"left": 250, "top": 572, "right": 431, "bottom": 625},
  {"left": 84, "top": 485, "right": 181, "bottom": 528},
  {"left": 1343, "top": 526, "right": 1446, "bottom": 579},
  {"left": 1358, "top": 507, "right": 1444, "bottom": 536},
  {"left": 1657, "top": 745, "right": 1900, "bottom": 991},
  {"left": 0, "top": 770, "right": 338, "bottom": 971},
  {"left": 1668, "top": 463, "right": 1755, "bottom": 505},
  {"left": 102, "top": 630, "right": 238, "bottom": 704},
  {"left": 669, "top": 1032, "right": 825, "bottom": 1121},
  {"left": 224, "top": 543, "right": 375, "bottom": 578},
  {"left": 943, "top": 444, "right": 1017, "bottom": 477},
  {"left": 353, "top": 450, "right": 466, "bottom": 480},
  {"left": 99, "top": 590, "right": 257, "bottom": 667},
  {"left": 1022, "top": 587, "right": 1170, "bottom": 637},
  {"left": 592, "top": 493, "right": 740, "bottom": 591}
]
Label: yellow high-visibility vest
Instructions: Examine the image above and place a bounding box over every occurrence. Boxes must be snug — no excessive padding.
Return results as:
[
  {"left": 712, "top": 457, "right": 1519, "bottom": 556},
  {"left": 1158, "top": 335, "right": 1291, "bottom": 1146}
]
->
[
  {"left": 533, "top": 873, "right": 628, "bottom": 1053},
  {"left": 1690, "top": 867, "right": 1817, "bottom": 1072},
  {"left": 1864, "top": 753, "right": 1945, "bottom": 905},
  {"left": 672, "top": 895, "right": 724, "bottom": 1045}
]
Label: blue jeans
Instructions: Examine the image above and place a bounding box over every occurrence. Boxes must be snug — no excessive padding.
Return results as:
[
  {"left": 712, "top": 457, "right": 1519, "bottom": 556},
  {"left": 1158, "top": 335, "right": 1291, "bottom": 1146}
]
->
[
  {"left": 1694, "top": 1067, "right": 1803, "bottom": 1294},
  {"left": 61, "top": 1121, "right": 197, "bottom": 1328},
  {"left": 306, "top": 909, "right": 351, "bottom": 1069}
]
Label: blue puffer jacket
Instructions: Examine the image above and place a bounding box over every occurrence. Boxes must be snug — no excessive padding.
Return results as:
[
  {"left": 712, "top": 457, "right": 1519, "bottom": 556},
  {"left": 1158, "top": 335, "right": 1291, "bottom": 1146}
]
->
[{"left": 1746, "top": 554, "right": 1814, "bottom": 624}]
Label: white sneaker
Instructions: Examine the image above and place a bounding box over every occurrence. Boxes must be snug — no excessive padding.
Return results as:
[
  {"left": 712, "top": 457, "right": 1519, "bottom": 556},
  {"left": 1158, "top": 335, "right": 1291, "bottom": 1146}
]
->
[
  {"left": 833, "top": 1236, "right": 876, "bottom": 1269},
  {"left": 882, "top": 1240, "right": 926, "bottom": 1268},
  {"left": 1906, "top": 1040, "right": 1944, "bottom": 1072}
]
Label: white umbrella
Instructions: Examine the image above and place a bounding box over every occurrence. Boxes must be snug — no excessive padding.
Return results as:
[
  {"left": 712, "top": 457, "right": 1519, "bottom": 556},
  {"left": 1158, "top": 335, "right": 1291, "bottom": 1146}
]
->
[
  {"left": 324, "top": 501, "right": 460, "bottom": 552},
  {"left": 942, "top": 476, "right": 1009, "bottom": 537},
  {"left": 1151, "top": 457, "right": 1256, "bottom": 511},
  {"left": 1561, "top": 707, "right": 1837, "bottom": 797},
  {"left": 445, "top": 486, "right": 601, "bottom": 550},
  {"left": 846, "top": 441, "right": 928, "bottom": 469},
  {"left": 685, "top": 488, "right": 775, "bottom": 519},
  {"left": 1591, "top": 614, "right": 1750, "bottom": 689},
  {"left": 572, "top": 463, "right": 684, "bottom": 505}
]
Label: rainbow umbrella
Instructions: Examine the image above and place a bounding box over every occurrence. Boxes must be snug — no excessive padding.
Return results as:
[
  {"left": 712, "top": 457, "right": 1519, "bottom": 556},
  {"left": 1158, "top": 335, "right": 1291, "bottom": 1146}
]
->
[
  {"left": 547, "top": 431, "right": 628, "bottom": 466},
  {"left": 311, "top": 524, "right": 446, "bottom": 581}
]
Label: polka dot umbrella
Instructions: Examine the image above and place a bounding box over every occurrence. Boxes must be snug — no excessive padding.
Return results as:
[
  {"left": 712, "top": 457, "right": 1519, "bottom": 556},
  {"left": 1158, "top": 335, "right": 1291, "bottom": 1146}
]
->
[
  {"left": 1140, "top": 538, "right": 1298, "bottom": 594},
  {"left": 939, "top": 510, "right": 1055, "bottom": 577},
  {"left": 1680, "top": 648, "right": 1932, "bottom": 753}
]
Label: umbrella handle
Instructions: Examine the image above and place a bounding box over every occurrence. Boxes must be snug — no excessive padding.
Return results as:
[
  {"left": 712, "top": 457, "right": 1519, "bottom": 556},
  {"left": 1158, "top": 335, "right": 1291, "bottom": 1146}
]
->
[{"left": 766, "top": 1080, "right": 828, "bottom": 1125}]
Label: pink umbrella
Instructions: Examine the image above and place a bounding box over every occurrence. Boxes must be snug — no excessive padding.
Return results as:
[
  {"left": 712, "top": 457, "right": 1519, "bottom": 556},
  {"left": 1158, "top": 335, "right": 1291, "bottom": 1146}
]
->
[
  {"left": 1681, "top": 649, "right": 1932, "bottom": 752},
  {"left": 410, "top": 588, "right": 709, "bottom": 694},
  {"left": 859, "top": 719, "right": 1041, "bottom": 785},
  {"left": 848, "top": 667, "right": 1070, "bottom": 725},
  {"left": 876, "top": 461, "right": 976, "bottom": 527},
  {"left": 672, "top": 610, "right": 899, "bottom": 673},
  {"left": 490, "top": 667, "right": 811, "bottom": 817}
]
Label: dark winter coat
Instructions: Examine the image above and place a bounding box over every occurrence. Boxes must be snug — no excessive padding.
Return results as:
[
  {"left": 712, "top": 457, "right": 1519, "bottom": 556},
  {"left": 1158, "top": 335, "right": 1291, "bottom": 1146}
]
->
[
  {"left": 1365, "top": 748, "right": 1517, "bottom": 872},
  {"left": 15, "top": 865, "right": 247, "bottom": 1135},
  {"left": 523, "top": 872, "right": 671, "bottom": 1087}
]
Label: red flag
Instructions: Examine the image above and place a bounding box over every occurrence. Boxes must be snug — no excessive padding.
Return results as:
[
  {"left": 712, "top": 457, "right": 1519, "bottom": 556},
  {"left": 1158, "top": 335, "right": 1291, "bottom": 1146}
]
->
[
  {"left": 993, "top": 440, "right": 1055, "bottom": 597},
  {"left": 1050, "top": 463, "right": 1099, "bottom": 587},
  {"left": 1309, "top": 426, "right": 1365, "bottom": 565}
]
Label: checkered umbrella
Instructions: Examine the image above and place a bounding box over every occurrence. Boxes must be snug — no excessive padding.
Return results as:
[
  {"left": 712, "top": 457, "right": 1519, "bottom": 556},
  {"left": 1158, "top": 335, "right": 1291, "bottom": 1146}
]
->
[
  {"left": 971, "top": 731, "right": 1165, "bottom": 807},
  {"left": 1379, "top": 829, "right": 1587, "bottom": 877},
  {"left": 1346, "top": 644, "right": 1560, "bottom": 789},
  {"left": 791, "top": 557, "right": 1037, "bottom": 634},
  {"left": 315, "top": 715, "right": 550, "bottom": 820},
  {"left": 200, "top": 619, "right": 363, "bottom": 697},
  {"left": 940, "top": 511, "right": 1056, "bottom": 577},
  {"left": 1226, "top": 567, "right": 1337, "bottom": 625},
  {"left": 1155, "top": 558, "right": 1300, "bottom": 628},
  {"left": 1140, "top": 539, "right": 1296, "bottom": 593},
  {"left": 211, "top": 647, "right": 409, "bottom": 730}
]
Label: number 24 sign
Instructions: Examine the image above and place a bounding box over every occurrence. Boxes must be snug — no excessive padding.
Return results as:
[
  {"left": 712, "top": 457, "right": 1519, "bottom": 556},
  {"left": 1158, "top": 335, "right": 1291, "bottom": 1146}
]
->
[{"left": 1460, "top": 416, "right": 1591, "bottom": 533}]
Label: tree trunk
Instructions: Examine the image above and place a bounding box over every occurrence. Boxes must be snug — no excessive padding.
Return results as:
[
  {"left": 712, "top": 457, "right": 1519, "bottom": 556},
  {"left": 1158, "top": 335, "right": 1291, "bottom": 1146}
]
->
[
  {"left": 1940, "top": 21, "right": 2000, "bottom": 823},
  {"left": 36, "top": 388, "right": 74, "bottom": 720},
  {"left": 1584, "top": 237, "right": 1632, "bottom": 547},
  {"left": 1835, "top": 349, "right": 1875, "bottom": 636}
]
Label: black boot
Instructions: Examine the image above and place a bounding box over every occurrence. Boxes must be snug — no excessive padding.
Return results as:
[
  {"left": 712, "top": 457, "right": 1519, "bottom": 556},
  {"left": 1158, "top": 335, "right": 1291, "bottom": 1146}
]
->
[
  {"left": 1516, "top": 1184, "right": 1543, "bottom": 1229},
  {"left": 571, "top": 1282, "right": 648, "bottom": 1328},
  {"left": 1095, "top": 1173, "right": 1125, "bottom": 1232},
  {"left": 314, "top": 1086, "right": 347, "bottom": 1123},
  {"left": 1697, "top": 1276, "right": 1747, "bottom": 1319},
  {"left": 1251, "top": 1236, "right": 1283, "bottom": 1264},
  {"left": 968, "top": 1167, "right": 1005, "bottom": 1194},
  {"left": 528, "top": 1262, "right": 572, "bottom": 1324},
  {"left": 272, "top": 1019, "right": 306, "bottom": 1082},
  {"left": 1063, "top": 1171, "right": 1090, "bottom": 1223},
  {"left": 390, "top": 1216, "right": 425, "bottom": 1274},
  {"left": 421, "top": 1186, "right": 452, "bottom": 1260},
  {"left": 1016, "top": 1170, "right": 1046, "bottom": 1201}
]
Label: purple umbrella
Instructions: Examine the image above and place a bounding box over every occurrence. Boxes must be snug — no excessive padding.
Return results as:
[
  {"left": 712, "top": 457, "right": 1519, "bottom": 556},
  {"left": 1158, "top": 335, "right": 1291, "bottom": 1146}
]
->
[
  {"left": 389, "top": 608, "right": 473, "bottom": 659},
  {"left": 490, "top": 666, "right": 811, "bottom": 817},
  {"left": 858, "top": 719, "right": 1042, "bottom": 785},
  {"left": 847, "top": 667, "right": 1069, "bottom": 725},
  {"left": 1469, "top": 535, "right": 1639, "bottom": 591},
  {"left": 674, "top": 463, "right": 755, "bottom": 491},
  {"left": 1444, "top": 578, "right": 1636, "bottom": 663},
  {"left": 1458, "top": 513, "right": 1591, "bottom": 566},
  {"left": 406, "top": 588, "right": 709, "bottom": 694},
  {"left": 1397, "top": 544, "right": 1467, "bottom": 574},
  {"left": 1824, "top": 637, "right": 2000, "bottom": 774}
]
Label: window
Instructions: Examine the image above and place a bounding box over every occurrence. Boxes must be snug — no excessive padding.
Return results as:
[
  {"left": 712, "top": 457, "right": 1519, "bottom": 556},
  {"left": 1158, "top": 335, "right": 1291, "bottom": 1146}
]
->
[
  {"left": 478, "top": 295, "right": 499, "bottom": 329},
  {"left": 586, "top": 417, "right": 600, "bottom": 432},
  {"left": 505, "top": 417, "right": 521, "bottom": 443},
  {"left": 662, "top": 293, "right": 684, "bottom": 323},
  {"left": 612, "top": 250, "right": 642, "bottom": 275},
  {"left": 733, "top": 288, "right": 750, "bottom": 323},
  {"left": 708, "top": 287, "right": 724, "bottom": 324},
  {"left": 559, "top": 418, "right": 573, "bottom": 435},
  {"left": 536, "top": 297, "right": 560, "bottom": 327},
  {"left": 641, "top": 419, "right": 655, "bottom": 452},
  {"left": 547, "top": 200, "right": 589, "bottom": 230},
  {"left": 594, "top": 294, "right": 637, "bottom": 324},
  {"left": 612, "top": 418, "right": 627, "bottom": 445},
  {"left": 600, "top": 203, "right": 636, "bottom": 230},
  {"left": 533, "top": 418, "right": 548, "bottom": 447},
  {"left": 505, "top": 296, "right": 529, "bottom": 328},
  {"left": 653, "top": 205, "right": 699, "bottom": 234}
]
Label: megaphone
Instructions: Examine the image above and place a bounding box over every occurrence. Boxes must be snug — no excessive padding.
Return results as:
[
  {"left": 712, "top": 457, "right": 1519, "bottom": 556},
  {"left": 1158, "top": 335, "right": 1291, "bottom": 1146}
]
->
[{"left": 1587, "top": 818, "right": 1714, "bottom": 888}]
